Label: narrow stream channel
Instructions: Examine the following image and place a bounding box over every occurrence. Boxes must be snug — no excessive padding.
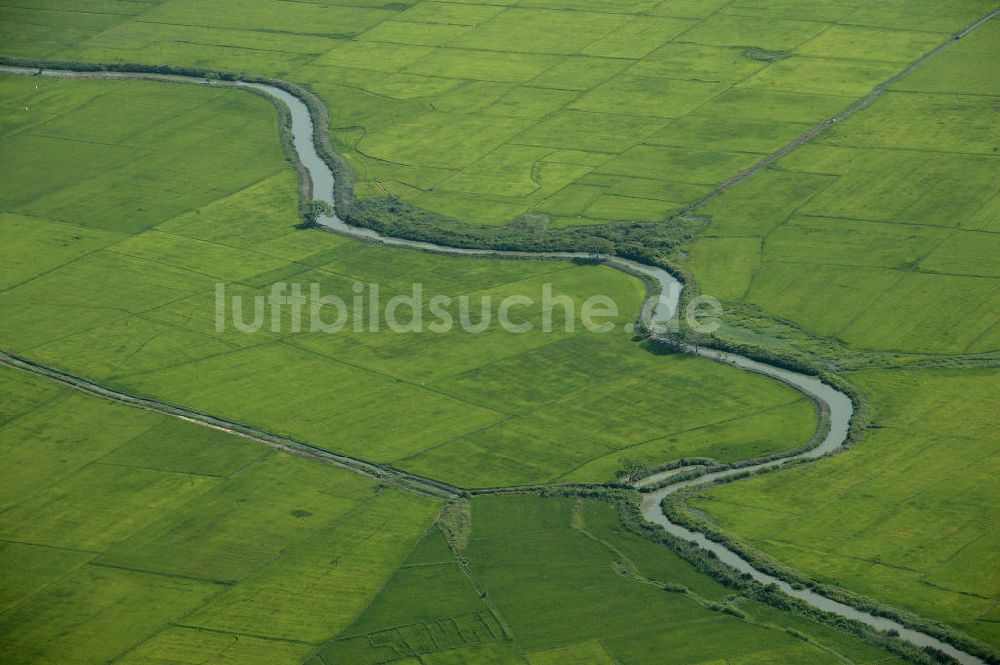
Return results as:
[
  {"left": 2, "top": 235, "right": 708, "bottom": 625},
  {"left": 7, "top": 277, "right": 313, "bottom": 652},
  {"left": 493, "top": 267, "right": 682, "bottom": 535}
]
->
[{"left": 2, "top": 66, "right": 985, "bottom": 665}]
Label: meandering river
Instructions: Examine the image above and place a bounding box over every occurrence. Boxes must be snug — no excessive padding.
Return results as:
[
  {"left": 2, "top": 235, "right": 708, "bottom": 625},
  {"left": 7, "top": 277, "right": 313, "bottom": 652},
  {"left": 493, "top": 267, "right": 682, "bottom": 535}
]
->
[{"left": 2, "top": 65, "right": 985, "bottom": 665}]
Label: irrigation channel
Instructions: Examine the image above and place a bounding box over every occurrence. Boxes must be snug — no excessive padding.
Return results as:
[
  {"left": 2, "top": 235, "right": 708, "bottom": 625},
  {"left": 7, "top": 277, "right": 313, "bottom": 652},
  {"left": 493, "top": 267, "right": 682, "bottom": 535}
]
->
[{"left": 0, "top": 65, "right": 987, "bottom": 665}]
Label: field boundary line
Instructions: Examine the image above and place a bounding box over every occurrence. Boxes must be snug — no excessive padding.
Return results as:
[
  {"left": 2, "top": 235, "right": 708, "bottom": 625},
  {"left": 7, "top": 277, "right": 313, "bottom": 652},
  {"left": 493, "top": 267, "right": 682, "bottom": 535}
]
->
[
  {"left": 0, "top": 351, "right": 461, "bottom": 500},
  {"left": 668, "top": 5, "right": 1000, "bottom": 222}
]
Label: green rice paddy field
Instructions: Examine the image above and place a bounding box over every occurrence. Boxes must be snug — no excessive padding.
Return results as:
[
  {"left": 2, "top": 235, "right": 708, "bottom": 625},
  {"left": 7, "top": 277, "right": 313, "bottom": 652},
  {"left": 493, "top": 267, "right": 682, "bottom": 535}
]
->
[
  {"left": 0, "top": 366, "right": 903, "bottom": 664},
  {"left": 1, "top": 0, "right": 999, "bottom": 662},
  {"left": 1, "top": 0, "right": 994, "bottom": 227},
  {"left": 679, "top": 18, "right": 1000, "bottom": 649}
]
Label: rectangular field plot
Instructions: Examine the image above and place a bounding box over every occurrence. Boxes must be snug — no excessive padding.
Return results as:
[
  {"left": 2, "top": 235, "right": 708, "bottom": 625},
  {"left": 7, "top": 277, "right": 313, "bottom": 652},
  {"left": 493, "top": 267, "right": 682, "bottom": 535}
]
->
[
  {"left": 183, "top": 490, "right": 439, "bottom": 642},
  {"left": 678, "top": 14, "right": 828, "bottom": 51},
  {"left": 0, "top": 566, "right": 221, "bottom": 665},
  {"left": 0, "top": 5, "right": 129, "bottom": 58},
  {"left": 448, "top": 8, "right": 629, "bottom": 55},
  {"left": 740, "top": 57, "right": 900, "bottom": 97},
  {"left": 692, "top": 368, "right": 1000, "bottom": 636},
  {"left": 138, "top": 0, "right": 393, "bottom": 35},
  {"left": 0, "top": 368, "right": 438, "bottom": 662},
  {"left": 819, "top": 92, "right": 1000, "bottom": 154},
  {"left": 96, "top": 453, "right": 379, "bottom": 581},
  {"left": 794, "top": 25, "right": 945, "bottom": 62},
  {"left": 783, "top": 145, "right": 1000, "bottom": 228},
  {"left": 116, "top": 627, "right": 313, "bottom": 665},
  {"left": 627, "top": 42, "right": 768, "bottom": 82},
  {"left": 569, "top": 76, "right": 728, "bottom": 119},
  {"left": 0, "top": 462, "right": 219, "bottom": 552}
]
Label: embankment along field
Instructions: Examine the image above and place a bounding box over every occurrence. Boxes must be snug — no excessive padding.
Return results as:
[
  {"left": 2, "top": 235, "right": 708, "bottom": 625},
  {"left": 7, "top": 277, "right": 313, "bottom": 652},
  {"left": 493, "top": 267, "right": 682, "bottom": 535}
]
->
[
  {"left": 0, "top": 74, "right": 816, "bottom": 489},
  {"left": 682, "top": 16, "right": 1000, "bottom": 649}
]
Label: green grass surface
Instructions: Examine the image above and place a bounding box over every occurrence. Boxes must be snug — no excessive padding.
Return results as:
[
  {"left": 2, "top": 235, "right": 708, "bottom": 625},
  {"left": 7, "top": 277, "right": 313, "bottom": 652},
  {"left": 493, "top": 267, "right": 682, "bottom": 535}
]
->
[
  {"left": 315, "top": 494, "right": 903, "bottom": 665},
  {"left": 682, "top": 19, "right": 1000, "bottom": 355},
  {"left": 0, "top": 369, "right": 892, "bottom": 665},
  {"left": 679, "top": 16, "right": 1000, "bottom": 650},
  {"left": 3, "top": 0, "right": 991, "bottom": 228},
  {"left": 1, "top": 3, "right": 996, "bottom": 659},
  {"left": 0, "top": 366, "right": 438, "bottom": 665},
  {"left": 691, "top": 368, "right": 1000, "bottom": 646},
  {"left": 0, "top": 74, "right": 815, "bottom": 488}
]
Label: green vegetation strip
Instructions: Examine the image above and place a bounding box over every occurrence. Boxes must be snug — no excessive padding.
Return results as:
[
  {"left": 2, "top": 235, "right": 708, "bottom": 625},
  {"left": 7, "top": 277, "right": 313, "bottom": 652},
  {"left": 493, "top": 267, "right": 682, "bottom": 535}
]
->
[{"left": 0, "top": 351, "right": 460, "bottom": 500}]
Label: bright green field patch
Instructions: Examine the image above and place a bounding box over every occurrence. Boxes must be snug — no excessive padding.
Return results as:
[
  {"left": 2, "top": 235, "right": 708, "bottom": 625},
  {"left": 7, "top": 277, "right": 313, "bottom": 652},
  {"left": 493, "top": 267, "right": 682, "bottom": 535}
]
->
[
  {"left": 694, "top": 87, "right": 852, "bottom": 124},
  {"left": 795, "top": 25, "right": 946, "bottom": 63},
  {"left": 512, "top": 110, "right": 665, "bottom": 153},
  {"left": 597, "top": 145, "right": 760, "bottom": 185},
  {"left": 0, "top": 367, "right": 436, "bottom": 661},
  {"left": 359, "top": 111, "right": 530, "bottom": 168},
  {"left": 0, "top": 213, "right": 123, "bottom": 290},
  {"left": 448, "top": 7, "right": 629, "bottom": 55},
  {"left": 692, "top": 368, "right": 1000, "bottom": 637},
  {"left": 0, "top": 542, "right": 92, "bottom": 615},
  {"left": 647, "top": 114, "right": 813, "bottom": 153},
  {"left": 678, "top": 14, "right": 827, "bottom": 51},
  {"left": 745, "top": 262, "right": 902, "bottom": 340},
  {"left": 562, "top": 400, "right": 817, "bottom": 483},
  {"left": 741, "top": 57, "right": 900, "bottom": 97},
  {"left": 0, "top": 5, "right": 127, "bottom": 58},
  {"left": 583, "top": 15, "right": 695, "bottom": 58},
  {"left": 528, "top": 640, "right": 617, "bottom": 665},
  {"left": 921, "top": 231, "right": 1000, "bottom": 278},
  {"left": 529, "top": 56, "right": 630, "bottom": 91},
  {"left": 316, "top": 495, "right": 899, "bottom": 664},
  {"left": 764, "top": 215, "right": 948, "bottom": 269},
  {"left": 358, "top": 19, "right": 473, "bottom": 47},
  {"left": 538, "top": 184, "right": 605, "bottom": 217},
  {"left": 310, "top": 40, "right": 433, "bottom": 74},
  {"left": 0, "top": 463, "right": 219, "bottom": 552},
  {"left": 0, "top": 380, "right": 160, "bottom": 508},
  {"left": 820, "top": 91, "right": 1000, "bottom": 155},
  {"left": 837, "top": 272, "right": 1000, "bottom": 353},
  {"left": 783, "top": 145, "right": 1000, "bottom": 229},
  {"left": 98, "top": 418, "right": 268, "bottom": 476},
  {"left": 842, "top": 1, "right": 996, "bottom": 34},
  {"left": 679, "top": 236, "right": 761, "bottom": 301},
  {"left": 628, "top": 42, "right": 768, "bottom": 82},
  {"left": 96, "top": 452, "right": 378, "bottom": 581},
  {"left": 138, "top": 0, "right": 393, "bottom": 35},
  {"left": 893, "top": 18, "right": 1000, "bottom": 95},
  {"left": 584, "top": 193, "right": 679, "bottom": 222},
  {"left": 6, "top": 79, "right": 286, "bottom": 235},
  {"left": 395, "top": 1, "right": 505, "bottom": 26},
  {"left": 405, "top": 48, "right": 561, "bottom": 83},
  {"left": 569, "top": 76, "right": 728, "bottom": 119},
  {"left": 116, "top": 627, "right": 314, "bottom": 665},
  {"left": 0, "top": 132, "right": 139, "bottom": 210},
  {"left": 0, "top": 565, "right": 221, "bottom": 665},
  {"left": 185, "top": 490, "right": 439, "bottom": 642}
]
